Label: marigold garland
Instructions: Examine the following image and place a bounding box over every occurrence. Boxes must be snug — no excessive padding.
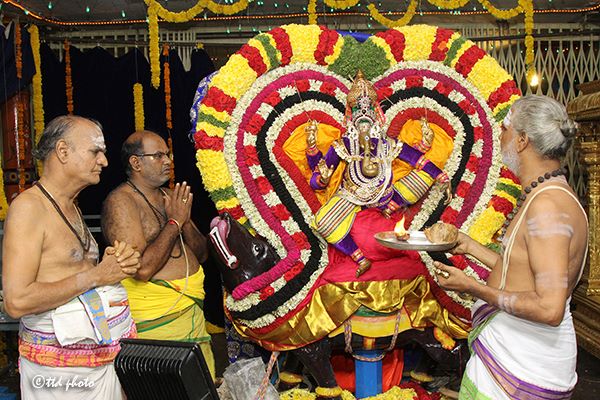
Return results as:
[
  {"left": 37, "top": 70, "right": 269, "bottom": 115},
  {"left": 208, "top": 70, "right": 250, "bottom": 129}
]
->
[
  {"left": 162, "top": 44, "right": 175, "bottom": 189},
  {"left": 364, "top": 0, "right": 535, "bottom": 87},
  {"left": 133, "top": 83, "right": 145, "bottom": 131},
  {"left": 163, "top": 44, "right": 173, "bottom": 129},
  {"left": 148, "top": 8, "right": 161, "bottom": 88},
  {"left": 28, "top": 25, "right": 45, "bottom": 139},
  {"left": 367, "top": 0, "right": 417, "bottom": 28},
  {"left": 307, "top": 0, "right": 317, "bottom": 25},
  {"left": 428, "top": 0, "right": 470, "bottom": 8},
  {"left": 323, "top": 0, "right": 359, "bottom": 9},
  {"left": 16, "top": 99, "right": 26, "bottom": 192},
  {"left": 64, "top": 40, "right": 74, "bottom": 115},
  {"left": 0, "top": 153, "right": 9, "bottom": 221},
  {"left": 15, "top": 22, "right": 22, "bottom": 79},
  {"left": 145, "top": 0, "right": 248, "bottom": 88}
]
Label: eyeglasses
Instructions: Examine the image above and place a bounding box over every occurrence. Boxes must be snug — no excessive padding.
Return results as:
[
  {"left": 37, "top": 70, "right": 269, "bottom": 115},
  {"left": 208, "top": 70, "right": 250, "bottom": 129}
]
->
[{"left": 134, "top": 151, "right": 172, "bottom": 161}]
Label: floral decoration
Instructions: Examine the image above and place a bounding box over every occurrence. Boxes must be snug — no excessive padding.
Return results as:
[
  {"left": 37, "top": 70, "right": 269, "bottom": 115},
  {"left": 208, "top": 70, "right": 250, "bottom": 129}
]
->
[
  {"left": 163, "top": 44, "right": 175, "bottom": 188},
  {"left": 64, "top": 40, "right": 74, "bottom": 115},
  {"left": 144, "top": 0, "right": 247, "bottom": 88},
  {"left": 133, "top": 83, "right": 145, "bottom": 131},
  {"left": 307, "top": 0, "right": 317, "bottom": 24},
  {"left": 0, "top": 152, "right": 8, "bottom": 220},
  {"left": 323, "top": 0, "right": 359, "bottom": 9},
  {"left": 28, "top": 25, "right": 45, "bottom": 147},
  {"left": 367, "top": 0, "right": 417, "bottom": 28},
  {"left": 15, "top": 22, "right": 22, "bottom": 79},
  {"left": 192, "top": 24, "right": 520, "bottom": 334}
]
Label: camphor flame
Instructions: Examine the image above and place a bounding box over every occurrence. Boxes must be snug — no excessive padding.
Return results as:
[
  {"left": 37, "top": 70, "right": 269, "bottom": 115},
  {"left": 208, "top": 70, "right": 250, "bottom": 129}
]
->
[{"left": 394, "top": 216, "right": 409, "bottom": 240}]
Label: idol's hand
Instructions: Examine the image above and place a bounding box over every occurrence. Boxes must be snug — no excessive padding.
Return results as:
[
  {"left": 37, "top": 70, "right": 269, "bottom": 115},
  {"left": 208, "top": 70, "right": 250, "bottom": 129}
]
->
[{"left": 317, "top": 159, "right": 334, "bottom": 185}]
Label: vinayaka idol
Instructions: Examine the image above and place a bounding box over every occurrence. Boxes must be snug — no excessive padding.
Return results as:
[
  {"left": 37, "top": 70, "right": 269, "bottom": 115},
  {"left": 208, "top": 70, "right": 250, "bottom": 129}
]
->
[{"left": 307, "top": 71, "right": 451, "bottom": 277}]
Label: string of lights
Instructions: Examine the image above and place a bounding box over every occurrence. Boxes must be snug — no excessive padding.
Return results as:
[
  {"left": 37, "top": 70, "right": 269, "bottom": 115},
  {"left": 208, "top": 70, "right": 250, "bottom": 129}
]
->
[{"left": 2, "top": 0, "right": 599, "bottom": 27}]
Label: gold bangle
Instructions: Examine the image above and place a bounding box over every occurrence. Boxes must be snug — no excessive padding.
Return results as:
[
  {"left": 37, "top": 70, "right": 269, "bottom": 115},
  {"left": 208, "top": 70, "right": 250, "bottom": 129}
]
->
[
  {"left": 279, "top": 371, "right": 303, "bottom": 385},
  {"left": 315, "top": 386, "right": 342, "bottom": 397}
]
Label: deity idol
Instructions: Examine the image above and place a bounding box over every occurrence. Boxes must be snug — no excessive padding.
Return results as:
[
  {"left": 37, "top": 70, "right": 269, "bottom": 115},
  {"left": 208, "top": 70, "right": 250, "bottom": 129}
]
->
[{"left": 307, "top": 71, "right": 451, "bottom": 277}]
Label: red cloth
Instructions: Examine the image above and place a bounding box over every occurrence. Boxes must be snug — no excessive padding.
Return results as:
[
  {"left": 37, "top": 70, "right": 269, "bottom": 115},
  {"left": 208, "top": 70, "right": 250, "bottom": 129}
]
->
[{"left": 320, "top": 208, "right": 427, "bottom": 284}]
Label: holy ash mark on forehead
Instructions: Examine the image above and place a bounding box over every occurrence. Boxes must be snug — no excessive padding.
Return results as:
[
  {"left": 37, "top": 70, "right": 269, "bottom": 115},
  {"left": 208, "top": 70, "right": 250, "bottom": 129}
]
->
[{"left": 90, "top": 133, "right": 106, "bottom": 151}]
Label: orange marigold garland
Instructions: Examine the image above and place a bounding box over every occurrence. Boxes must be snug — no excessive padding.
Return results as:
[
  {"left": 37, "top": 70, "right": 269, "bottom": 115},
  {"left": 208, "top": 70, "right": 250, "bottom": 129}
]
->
[
  {"left": 14, "top": 22, "right": 26, "bottom": 192},
  {"left": 162, "top": 44, "right": 175, "bottom": 189},
  {"left": 16, "top": 99, "right": 26, "bottom": 192},
  {"left": 15, "top": 22, "right": 22, "bottom": 79},
  {"left": 64, "top": 40, "right": 74, "bottom": 115},
  {"left": 28, "top": 24, "right": 45, "bottom": 176}
]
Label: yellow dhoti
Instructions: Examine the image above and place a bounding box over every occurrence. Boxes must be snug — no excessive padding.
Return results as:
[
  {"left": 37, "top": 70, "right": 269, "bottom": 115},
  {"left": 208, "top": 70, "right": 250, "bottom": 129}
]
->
[{"left": 122, "top": 268, "right": 215, "bottom": 379}]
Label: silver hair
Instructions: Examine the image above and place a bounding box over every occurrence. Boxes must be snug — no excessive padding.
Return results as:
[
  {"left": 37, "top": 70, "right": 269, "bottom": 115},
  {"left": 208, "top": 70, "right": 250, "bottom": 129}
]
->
[
  {"left": 509, "top": 95, "right": 577, "bottom": 159},
  {"left": 33, "top": 115, "right": 102, "bottom": 161}
]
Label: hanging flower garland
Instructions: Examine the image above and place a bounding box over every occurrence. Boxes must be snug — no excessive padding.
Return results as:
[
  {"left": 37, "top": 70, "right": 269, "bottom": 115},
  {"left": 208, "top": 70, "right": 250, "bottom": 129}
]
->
[
  {"left": 64, "top": 40, "right": 74, "bottom": 115},
  {"left": 28, "top": 24, "right": 45, "bottom": 179},
  {"left": 368, "top": 0, "right": 417, "bottom": 28},
  {"left": 15, "top": 22, "right": 22, "bottom": 79},
  {"left": 323, "top": 0, "right": 359, "bottom": 9},
  {"left": 0, "top": 153, "right": 9, "bottom": 220},
  {"left": 14, "top": 22, "right": 26, "bottom": 192},
  {"left": 163, "top": 44, "right": 175, "bottom": 189},
  {"left": 519, "top": 0, "right": 535, "bottom": 79},
  {"left": 148, "top": 8, "right": 160, "bottom": 88},
  {"left": 307, "top": 0, "right": 317, "bottom": 25},
  {"left": 133, "top": 83, "right": 145, "bottom": 131},
  {"left": 144, "top": 0, "right": 248, "bottom": 88},
  {"left": 428, "top": 0, "right": 471, "bottom": 8}
]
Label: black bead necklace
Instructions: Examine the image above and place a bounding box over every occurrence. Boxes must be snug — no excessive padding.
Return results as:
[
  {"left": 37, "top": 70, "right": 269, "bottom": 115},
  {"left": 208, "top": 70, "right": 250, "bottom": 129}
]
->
[
  {"left": 126, "top": 180, "right": 167, "bottom": 227},
  {"left": 498, "top": 167, "right": 567, "bottom": 242},
  {"left": 35, "top": 181, "right": 92, "bottom": 252}
]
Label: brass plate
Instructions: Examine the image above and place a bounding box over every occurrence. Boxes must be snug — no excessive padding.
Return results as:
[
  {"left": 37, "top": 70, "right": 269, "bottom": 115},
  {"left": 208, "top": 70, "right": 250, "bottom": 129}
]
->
[{"left": 374, "top": 231, "right": 456, "bottom": 252}]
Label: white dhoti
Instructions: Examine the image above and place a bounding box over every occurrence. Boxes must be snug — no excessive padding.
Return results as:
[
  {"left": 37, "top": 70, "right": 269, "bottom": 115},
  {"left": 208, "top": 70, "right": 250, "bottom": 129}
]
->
[
  {"left": 18, "top": 284, "right": 136, "bottom": 400},
  {"left": 459, "top": 300, "right": 577, "bottom": 400}
]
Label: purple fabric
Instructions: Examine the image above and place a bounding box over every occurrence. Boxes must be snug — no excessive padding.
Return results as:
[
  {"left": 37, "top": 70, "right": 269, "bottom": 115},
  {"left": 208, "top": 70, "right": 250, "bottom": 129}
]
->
[
  {"left": 309, "top": 146, "right": 341, "bottom": 190},
  {"left": 472, "top": 303, "right": 498, "bottom": 328},
  {"left": 307, "top": 150, "right": 323, "bottom": 170},
  {"left": 472, "top": 338, "right": 574, "bottom": 400},
  {"left": 334, "top": 234, "right": 359, "bottom": 256},
  {"left": 397, "top": 144, "right": 442, "bottom": 179}
]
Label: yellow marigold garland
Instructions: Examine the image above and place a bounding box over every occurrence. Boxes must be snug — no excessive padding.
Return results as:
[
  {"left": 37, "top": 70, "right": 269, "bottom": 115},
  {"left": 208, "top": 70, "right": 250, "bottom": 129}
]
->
[
  {"left": 0, "top": 153, "right": 8, "bottom": 220},
  {"left": 133, "top": 83, "right": 145, "bottom": 131},
  {"left": 28, "top": 25, "right": 45, "bottom": 176},
  {"left": 28, "top": 25, "right": 44, "bottom": 138},
  {"left": 428, "top": 0, "right": 470, "bottom": 8},
  {"left": 367, "top": 0, "right": 417, "bottom": 28},
  {"left": 363, "top": 0, "right": 535, "bottom": 87},
  {"left": 478, "top": 0, "right": 522, "bottom": 19},
  {"left": 148, "top": 8, "right": 161, "bottom": 88},
  {"left": 15, "top": 22, "right": 22, "bottom": 79},
  {"left": 64, "top": 40, "right": 74, "bottom": 115},
  {"left": 278, "top": 387, "right": 417, "bottom": 400},
  {"left": 323, "top": 0, "right": 359, "bottom": 9},
  {"left": 145, "top": 0, "right": 248, "bottom": 88},
  {"left": 307, "top": 0, "right": 317, "bottom": 25}
]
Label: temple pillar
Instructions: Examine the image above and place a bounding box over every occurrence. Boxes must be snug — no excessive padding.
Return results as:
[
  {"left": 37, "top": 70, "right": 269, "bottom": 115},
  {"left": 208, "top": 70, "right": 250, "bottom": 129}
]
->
[
  {"left": 567, "top": 80, "right": 600, "bottom": 359},
  {"left": 1, "top": 90, "right": 35, "bottom": 202}
]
